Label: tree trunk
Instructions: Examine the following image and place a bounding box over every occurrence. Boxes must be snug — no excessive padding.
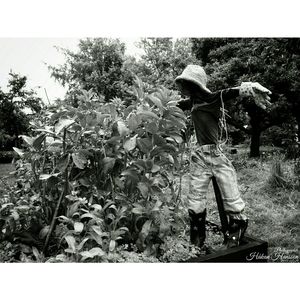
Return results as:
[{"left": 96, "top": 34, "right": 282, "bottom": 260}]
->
[
  {"left": 250, "top": 129, "right": 261, "bottom": 157},
  {"left": 246, "top": 103, "right": 263, "bottom": 158},
  {"left": 296, "top": 114, "right": 300, "bottom": 143}
]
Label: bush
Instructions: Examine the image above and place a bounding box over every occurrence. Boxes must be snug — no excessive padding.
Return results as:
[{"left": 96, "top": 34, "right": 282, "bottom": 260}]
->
[
  {"left": 0, "top": 79, "right": 190, "bottom": 262},
  {"left": 0, "top": 151, "right": 16, "bottom": 163},
  {"left": 0, "top": 131, "right": 15, "bottom": 151},
  {"left": 261, "top": 126, "right": 287, "bottom": 147},
  {"left": 261, "top": 125, "right": 299, "bottom": 159}
]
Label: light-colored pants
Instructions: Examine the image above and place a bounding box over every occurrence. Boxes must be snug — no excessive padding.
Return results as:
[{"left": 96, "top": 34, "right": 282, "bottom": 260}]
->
[{"left": 188, "top": 144, "right": 246, "bottom": 219}]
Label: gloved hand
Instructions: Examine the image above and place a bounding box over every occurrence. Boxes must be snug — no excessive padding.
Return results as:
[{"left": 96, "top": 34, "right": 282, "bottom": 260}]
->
[{"left": 240, "top": 82, "right": 272, "bottom": 110}]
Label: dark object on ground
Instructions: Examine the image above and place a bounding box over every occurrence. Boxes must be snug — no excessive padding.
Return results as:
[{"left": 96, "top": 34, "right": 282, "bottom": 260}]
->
[
  {"left": 225, "top": 217, "right": 248, "bottom": 248},
  {"left": 185, "top": 234, "right": 268, "bottom": 262},
  {"left": 188, "top": 209, "right": 206, "bottom": 248}
]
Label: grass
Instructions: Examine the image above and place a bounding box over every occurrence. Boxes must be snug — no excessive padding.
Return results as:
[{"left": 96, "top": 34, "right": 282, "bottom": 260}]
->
[
  {"left": 179, "top": 145, "right": 299, "bottom": 262},
  {"left": 0, "top": 163, "right": 16, "bottom": 197}
]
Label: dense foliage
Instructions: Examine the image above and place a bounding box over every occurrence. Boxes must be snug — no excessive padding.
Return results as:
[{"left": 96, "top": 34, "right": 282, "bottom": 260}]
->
[
  {"left": 49, "top": 38, "right": 134, "bottom": 105},
  {"left": 191, "top": 38, "right": 300, "bottom": 157},
  {"left": 133, "top": 38, "right": 200, "bottom": 89},
  {"left": 0, "top": 78, "right": 202, "bottom": 262},
  {"left": 0, "top": 73, "right": 43, "bottom": 152}
]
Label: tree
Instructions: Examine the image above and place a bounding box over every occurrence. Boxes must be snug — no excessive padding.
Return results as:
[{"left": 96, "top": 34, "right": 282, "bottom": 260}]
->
[
  {"left": 134, "top": 38, "right": 201, "bottom": 89},
  {"left": 191, "top": 38, "right": 300, "bottom": 157},
  {"left": 0, "top": 73, "right": 43, "bottom": 150},
  {"left": 49, "top": 38, "right": 133, "bottom": 104}
]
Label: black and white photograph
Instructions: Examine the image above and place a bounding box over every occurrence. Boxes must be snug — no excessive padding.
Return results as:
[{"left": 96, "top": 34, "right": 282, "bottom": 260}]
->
[
  {"left": 0, "top": 1, "right": 299, "bottom": 299},
  {"left": 0, "top": 37, "right": 299, "bottom": 263}
]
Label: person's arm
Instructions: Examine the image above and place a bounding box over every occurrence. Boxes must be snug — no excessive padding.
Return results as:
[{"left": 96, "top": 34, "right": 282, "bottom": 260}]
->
[
  {"left": 214, "top": 87, "right": 240, "bottom": 103},
  {"left": 191, "top": 87, "right": 240, "bottom": 105},
  {"left": 204, "top": 83, "right": 272, "bottom": 110}
]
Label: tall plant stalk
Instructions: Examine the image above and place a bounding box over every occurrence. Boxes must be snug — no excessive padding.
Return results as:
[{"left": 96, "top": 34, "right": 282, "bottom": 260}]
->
[{"left": 43, "top": 128, "right": 69, "bottom": 254}]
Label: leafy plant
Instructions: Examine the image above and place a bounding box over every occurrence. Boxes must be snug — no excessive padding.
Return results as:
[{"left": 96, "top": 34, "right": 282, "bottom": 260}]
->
[
  {"left": 0, "top": 77, "right": 188, "bottom": 261},
  {"left": 159, "top": 235, "right": 202, "bottom": 262}
]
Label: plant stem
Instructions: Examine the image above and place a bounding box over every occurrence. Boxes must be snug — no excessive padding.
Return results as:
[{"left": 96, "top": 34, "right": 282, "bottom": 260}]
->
[
  {"left": 63, "top": 128, "right": 67, "bottom": 154},
  {"left": 43, "top": 128, "right": 69, "bottom": 254},
  {"left": 41, "top": 139, "right": 47, "bottom": 172},
  {"left": 109, "top": 175, "right": 115, "bottom": 202},
  {"left": 175, "top": 144, "right": 185, "bottom": 207},
  {"left": 43, "top": 187, "right": 65, "bottom": 253}
]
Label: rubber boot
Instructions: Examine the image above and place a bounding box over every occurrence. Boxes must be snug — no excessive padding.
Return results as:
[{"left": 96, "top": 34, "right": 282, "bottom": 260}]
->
[
  {"left": 188, "top": 209, "right": 206, "bottom": 248},
  {"left": 224, "top": 217, "right": 248, "bottom": 248}
]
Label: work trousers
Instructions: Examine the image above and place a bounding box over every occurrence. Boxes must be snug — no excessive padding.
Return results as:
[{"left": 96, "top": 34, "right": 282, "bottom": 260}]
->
[{"left": 187, "top": 144, "right": 246, "bottom": 219}]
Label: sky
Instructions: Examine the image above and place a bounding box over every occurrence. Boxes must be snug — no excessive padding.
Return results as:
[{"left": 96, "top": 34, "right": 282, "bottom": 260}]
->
[{"left": 0, "top": 38, "right": 143, "bottom": 103}]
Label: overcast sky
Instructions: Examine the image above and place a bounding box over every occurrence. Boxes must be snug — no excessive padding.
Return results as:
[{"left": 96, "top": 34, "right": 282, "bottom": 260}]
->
[{"left": 0, "top": 38, "right": 142, "bottom": 103}]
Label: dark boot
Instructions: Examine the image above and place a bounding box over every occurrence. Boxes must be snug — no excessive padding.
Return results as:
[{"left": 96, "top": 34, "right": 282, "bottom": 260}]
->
[
  {"left": 225, "top": 217, "right": 248, "bottom": 248},
  {"left": 188, "top": 209, "right": 206, "bottom": 248}
]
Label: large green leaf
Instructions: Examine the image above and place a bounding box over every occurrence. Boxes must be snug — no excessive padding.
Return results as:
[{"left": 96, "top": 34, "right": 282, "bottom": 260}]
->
[
  {"left": 102, "top": 157, "right": 116, "bottom": 174},
  {"left": 121, "top": 169, "right": 139, "bottom": 192},
  {"left": 34, "top": 128, "right": 56, "bottom": 136},
  {"left": 64, "top": 235, "right": 76, "bottom": 252},
  {"left": 166, "top": 134, "right": 183, "bottom": 144},
  {"left": 55, "top": 118, "right": 75, "bottom": 134},
  {"left": 72, "top": 152, "right": 87, "bottom": 169},
  {"left": 39, "top": 225, "right": 50, "bottom": 239},
  {"left": 136, "top": 137, "right": 153, "bottom": 154},
  {"left": 153, "top": 134, "right": 166, "bottom": 146},
  {"left": 48, "top": 139, "right": 63, "bottom": 147},
  {"left": 47, "top": 176, "right": 59, "bottom": 189},
  {"left": 109, "top": 240, "right": 116, "bottom": 252},
  {"left": 146, "top": 95, "right": 163, "bottom": 108},
  {"left": 13, "top": 147, "right": 24, "bottom": 157},
  {"left": 137, "top": 182, "right": 149, "bottom": 199},
  {"left": 150, "top": 144, "right": 177, "bottom": 158},
  {"left": 145, "top": 121, "right": 158, "bottom": 134},
  {"left": 133, "top": 159, "right": 147, "bottom": 171},
  {"left": 151, "top": 164, "right": 160, "bottom": 173},
  {"left": 39, "top": 173, "right": 60, "bottom": 180},
  {"left": 140, "top": 220, "right": 152, "bottom": 240},
  {"left": 127, "top": 113, "right": 139, "bottom": 131},
  {"left": 96, "top": 112, "right": 111, "bottom": 125},
  {"left": 123, "top": 135, "right": 137, "bottom": 152},
  {"left": 80, "top": 247, "right": 105, "bottom": 259},
  {"left": 137, "top": 110, "right": 159, "bottom": 120},
  {"left": 117, "top": 120, "right": 130, "bottom": 137},
  {"left": 91, "top": 204, "right": 103, "bottom": 211},
  {"left": 57, "top": 154, "right": 70, "bottom": 172},
  {"left": 91, "top": 225, "right": 103, "bottom": 236},
  {"left": 32, "top": 134, "right": 46, "bottom": 150},
  {"left": 20, "top": 135, "right": 34, "bottom": 147},
  {"left": 74, "top": 222, "right": 84, "bottom": 233},
  {"left": 132, "top": 205, "right": 145, "bottom": 215}
]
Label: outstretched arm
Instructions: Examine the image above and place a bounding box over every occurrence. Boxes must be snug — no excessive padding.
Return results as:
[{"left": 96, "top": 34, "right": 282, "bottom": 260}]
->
[
  {"left": 176, "top": 82, "right": 272, "bottom": 111},
  {"left": 210, "top": 83, "right": 272, "bottom": 110}
]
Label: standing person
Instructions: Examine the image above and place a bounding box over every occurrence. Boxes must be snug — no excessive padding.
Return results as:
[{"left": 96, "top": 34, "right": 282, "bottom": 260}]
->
[{"left": 175, "top": 65, "right": 271, "bottom": 248}]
